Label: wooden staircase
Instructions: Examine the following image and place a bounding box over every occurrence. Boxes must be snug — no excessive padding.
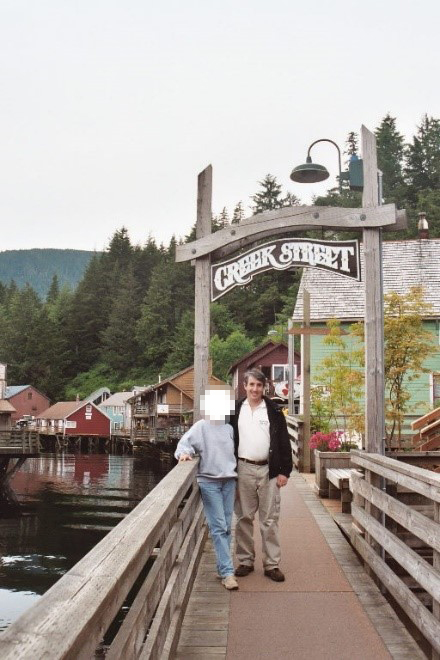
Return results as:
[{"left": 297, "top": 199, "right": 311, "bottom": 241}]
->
[{"left": 411, "top": 406, "right": 440, "bottom": 451}]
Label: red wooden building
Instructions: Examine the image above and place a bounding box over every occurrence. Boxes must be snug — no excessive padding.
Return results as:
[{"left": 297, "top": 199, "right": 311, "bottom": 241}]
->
[
  {"left": 4, "top": 385, "right": 50, "bottom": 425},
  {"left": 228, "top": 340, "right": 301, "bottom": 401},
  {"left": 36, "top": 401, "right": 111, "bottom": 437}
]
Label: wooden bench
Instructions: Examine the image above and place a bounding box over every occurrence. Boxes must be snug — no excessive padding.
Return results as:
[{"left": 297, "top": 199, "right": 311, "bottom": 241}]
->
[{"left": 326, "top": 468, "right": 358, "bottom": 513}]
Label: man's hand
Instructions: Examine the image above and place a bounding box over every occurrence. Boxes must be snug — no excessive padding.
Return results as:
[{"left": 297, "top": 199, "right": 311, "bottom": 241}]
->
[
  {"left": 276, "top": 474, "right": 288, "bottom": 488},
  {"left": 178, "top": 454, "right": 193, "bottom": 462}
]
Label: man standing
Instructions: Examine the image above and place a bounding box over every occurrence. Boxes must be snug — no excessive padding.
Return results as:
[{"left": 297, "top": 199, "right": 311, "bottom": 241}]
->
[{"left": 231, "top": 368, "right": 292, "bottom": 582}]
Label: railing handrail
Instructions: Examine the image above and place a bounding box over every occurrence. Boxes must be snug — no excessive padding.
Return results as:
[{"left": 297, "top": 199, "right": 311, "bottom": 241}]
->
[
  {"left": 0, "top": 460, "right": 199, "bottom": 659},
  {"left": 350, "top": 449, "right": 440, "bottom": 655},
  {"left": 350, "top": 449, "right": 440, "bottom": 489}
]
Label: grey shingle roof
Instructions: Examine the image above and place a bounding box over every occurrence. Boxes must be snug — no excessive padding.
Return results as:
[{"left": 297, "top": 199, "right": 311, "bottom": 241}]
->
[
  {"left": 292, "top": 238, "right": 440, "bottom": 322},
  {"left": 98, "top": 392, "right": 132, "bottom": 407}
]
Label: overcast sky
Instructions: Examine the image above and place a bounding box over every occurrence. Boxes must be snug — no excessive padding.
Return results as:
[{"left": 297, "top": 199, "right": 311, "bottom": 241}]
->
[{"left": 1, "top": 0, "right": 439, "bottom": 252}]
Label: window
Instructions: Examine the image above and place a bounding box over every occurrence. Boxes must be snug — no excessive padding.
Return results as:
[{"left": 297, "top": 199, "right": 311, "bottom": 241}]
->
[
  {"left": 28, "top": 392, "right": 33, "bottom": 400},
  {"left": 272, "top": 365, "right": 288, "bottom": 382},
  {"left": 433, "top": 374, "right": 440, "bottom": 408}
]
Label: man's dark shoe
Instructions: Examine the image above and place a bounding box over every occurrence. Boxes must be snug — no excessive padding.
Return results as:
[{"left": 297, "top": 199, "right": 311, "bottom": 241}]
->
[
  {"left": 264, "top": 568, "right": 285, "bottom": 582},
  {"left": 234, "top": 564, "right": 254, "bottom": 577}
]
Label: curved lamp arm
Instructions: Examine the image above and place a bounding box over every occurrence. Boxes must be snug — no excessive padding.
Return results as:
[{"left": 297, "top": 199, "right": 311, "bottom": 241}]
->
[{"left": 307, "top": 138, "right": 342, "bottom": 193}]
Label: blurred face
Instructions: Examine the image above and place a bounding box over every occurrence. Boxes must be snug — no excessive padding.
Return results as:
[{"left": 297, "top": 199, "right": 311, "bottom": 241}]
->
[
  {"left": 244, "top": 376, "right": 264, "bottom": 404},
  {"left": 200, "top": 388, "right": 236, "bottom": 423}
]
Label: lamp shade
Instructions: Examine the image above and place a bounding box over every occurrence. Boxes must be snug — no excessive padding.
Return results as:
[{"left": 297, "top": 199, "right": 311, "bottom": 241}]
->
[{"left": 290, "top": 156, "right": 330, "bottom": 184}]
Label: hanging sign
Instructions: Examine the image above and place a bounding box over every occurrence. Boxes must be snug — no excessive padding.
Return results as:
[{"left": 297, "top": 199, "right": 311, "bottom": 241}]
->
[{"left": 211, "top": 237, "right": 360, "bottom": 301}]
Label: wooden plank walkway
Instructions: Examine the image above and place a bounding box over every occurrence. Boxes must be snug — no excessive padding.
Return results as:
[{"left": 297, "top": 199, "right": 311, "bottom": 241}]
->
[{"left": 175, "top": 472, "right": 424, "bottom": 659}]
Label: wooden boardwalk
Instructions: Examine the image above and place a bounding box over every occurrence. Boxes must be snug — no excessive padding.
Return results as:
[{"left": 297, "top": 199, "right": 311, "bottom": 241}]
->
[{"left": 176, "top": 472, "right": 424, "bottom": 660}]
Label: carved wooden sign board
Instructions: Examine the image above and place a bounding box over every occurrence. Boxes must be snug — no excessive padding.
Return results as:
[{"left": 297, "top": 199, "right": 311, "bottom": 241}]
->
[{"left": 211, "top": 237, "right": 361, "bottom": 301}]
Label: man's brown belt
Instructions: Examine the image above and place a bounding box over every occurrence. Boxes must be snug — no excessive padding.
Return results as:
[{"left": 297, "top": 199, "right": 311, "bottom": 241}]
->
[{"left": 238, "top": 457, "right": 268, "bottom": 466}]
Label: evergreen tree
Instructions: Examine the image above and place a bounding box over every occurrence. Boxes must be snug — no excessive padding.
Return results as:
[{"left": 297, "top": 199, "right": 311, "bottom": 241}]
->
[
  {"left": 405, "top": 114, "right": 440, "bottom": 202},
  {"left": 345, "top": 131, "right": 359, "bottom": 160},
  {"left": 64, "top": 254, "right": 111, "bottom": 376},
  {"left": 46, "top": 274, "right": 60, "bottom": 304},
  {"left": 210, "top": 302, "right": 245, "bottom": 339},
  {"left": 283, "top": 192, "right": 301, "bottom": 207},
  {"left": 210, "top": 330, "right": 255, "bottom": 382},
  {"left": 46, "top": 286, "right": 75, "bottom": 396},
  {"left": 105, "top": 227, "right": 133, "bottom": 270},
  {"left": 132, "top": 236, "right": 160, "bottom": 306},
  {"left": 0, "top": 282, "right": 6, "bottom": 305},
  {"left": 0, "top": 285, "right": 61, "bottom": 397},
  {"left": 162, "top": 309, "right": 195, "bottom": 376},
  {"left": 415, "top": 190, "right": 440, "bottom": 237},
  {"left": 341, "top": 131, "right": 360, "bottom": 192},
  {"left": 251, "top": 174, "right": 285, "bottom": 214},
  {"left": 375, "top": 114, "right": 406, "bottom": 204},
  {"left": 136, "top": 256, "right": 175, "bottom": 375},
  {"left": 101, "top": 265, "right": 141, "bottom": 375},
  {"left": 217, "top": 207, "right": 230, "bottom": 228},
  {"left": 232, "top": 201, "right": 245, "bottom": 224}
]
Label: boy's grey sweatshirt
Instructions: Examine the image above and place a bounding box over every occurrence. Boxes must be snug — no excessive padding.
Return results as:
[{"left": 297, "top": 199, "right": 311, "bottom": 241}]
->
[{"left": 174, "top": 419, "right": 237, "bottom": 481}]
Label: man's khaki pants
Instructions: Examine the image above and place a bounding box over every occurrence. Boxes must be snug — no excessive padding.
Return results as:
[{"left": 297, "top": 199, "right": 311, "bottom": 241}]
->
[{"left": 234, "top": 461, "right": 281, "bottom": 570}]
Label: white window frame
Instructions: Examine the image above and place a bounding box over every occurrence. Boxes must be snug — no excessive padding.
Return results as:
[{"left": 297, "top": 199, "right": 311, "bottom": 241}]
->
[
  {"left": 272, "top": 364, "right": 288, "bottom": 382},
  {"left": 432, "top": 372, "right": 440, "bottom": 408}
]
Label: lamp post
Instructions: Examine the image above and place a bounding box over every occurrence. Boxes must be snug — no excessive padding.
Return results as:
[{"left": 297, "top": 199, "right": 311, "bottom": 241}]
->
[
  {"left": 290, "top": 138, "right": 343, "bottom": 194},
  {"left": 289, "top": 127, "right": 385, "bottom": 456}
]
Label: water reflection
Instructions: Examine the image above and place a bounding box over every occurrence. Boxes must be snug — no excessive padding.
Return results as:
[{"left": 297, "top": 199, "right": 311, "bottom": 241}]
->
[{"left": 0, "top": 452, "right": 170, "bottom": 631}]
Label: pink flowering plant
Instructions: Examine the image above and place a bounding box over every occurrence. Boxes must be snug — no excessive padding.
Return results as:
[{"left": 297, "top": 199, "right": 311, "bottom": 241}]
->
[{"left": 309, "top": 431, "right": 342, "bottom": 452}]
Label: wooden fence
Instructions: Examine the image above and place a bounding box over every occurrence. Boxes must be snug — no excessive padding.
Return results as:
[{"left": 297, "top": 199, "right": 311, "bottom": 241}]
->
[
  {"left": 0, "top": 430, "right": 39, "bottom": 452},
  {"left": 286, "top": 414, "right": 305, "bottom": 472},
  {"left": 0, "top": 460, "right": 206, "bottom": 660},
  {"left": 350, "top": 450, "right": 440, "bottom": 657}
]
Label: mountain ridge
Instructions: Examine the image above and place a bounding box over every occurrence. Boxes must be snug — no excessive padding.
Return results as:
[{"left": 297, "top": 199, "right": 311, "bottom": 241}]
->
[{"left": 0, "top": 248, "right": 98, "bottom": 298}]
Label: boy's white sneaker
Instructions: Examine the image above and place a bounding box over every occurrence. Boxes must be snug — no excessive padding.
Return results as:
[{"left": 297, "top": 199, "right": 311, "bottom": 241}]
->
[{"left": 222, "top": 575, "right": 239, "bottom": 590}]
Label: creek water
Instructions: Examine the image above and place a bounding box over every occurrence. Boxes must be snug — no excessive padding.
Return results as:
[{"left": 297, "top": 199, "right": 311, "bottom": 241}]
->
[{"left": 0, "top": 451, "right": 171, "bottom": 631}]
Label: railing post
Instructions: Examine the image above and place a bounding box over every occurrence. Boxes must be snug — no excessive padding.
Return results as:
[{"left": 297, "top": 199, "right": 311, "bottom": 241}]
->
[
  {"left": 433, "top": 502, "right": 440, "bottom": 660},
  {"left": 298, "top": 419, "right": 304, "bottom": 473},
  {"left": 301, "top": 289, "right": 311, "bottom": 472}
]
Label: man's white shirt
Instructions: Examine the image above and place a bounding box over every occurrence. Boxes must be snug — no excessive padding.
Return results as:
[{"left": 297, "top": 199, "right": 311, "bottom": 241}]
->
[{"left": 238, "top": 399, "right": 270, "bottom": 461}]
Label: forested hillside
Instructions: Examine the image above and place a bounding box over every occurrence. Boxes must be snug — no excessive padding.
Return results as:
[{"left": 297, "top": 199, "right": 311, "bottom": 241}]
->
[
  {"left": 0, "top": 249, "right": 96, "bottom": 298},
  {"left": 1, "top": 113, "right": 439, "bottom": 402}
]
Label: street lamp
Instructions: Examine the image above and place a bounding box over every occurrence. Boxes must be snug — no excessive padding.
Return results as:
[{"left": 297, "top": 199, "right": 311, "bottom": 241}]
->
[
  {"left": 290, "top": 138, "right": 365, "bottom": 195},
  {"left": 290, "top": 138, "right": 343, "bottom": 193}
]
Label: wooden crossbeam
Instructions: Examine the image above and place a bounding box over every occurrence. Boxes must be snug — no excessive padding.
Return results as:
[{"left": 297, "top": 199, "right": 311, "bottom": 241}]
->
[{"left": 176, "top": 203, "right": 404, "bottom": 263}]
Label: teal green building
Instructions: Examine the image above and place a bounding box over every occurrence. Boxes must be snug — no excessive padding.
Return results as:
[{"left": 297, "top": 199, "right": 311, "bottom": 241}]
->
[{"left": 292, "top": 238, "right": 440, "bottom": 441}]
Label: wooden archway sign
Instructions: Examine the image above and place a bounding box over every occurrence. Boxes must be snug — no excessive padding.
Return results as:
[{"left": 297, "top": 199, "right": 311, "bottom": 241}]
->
[{"left": 175, "top": 126, "right": 407, "bottom": 456}]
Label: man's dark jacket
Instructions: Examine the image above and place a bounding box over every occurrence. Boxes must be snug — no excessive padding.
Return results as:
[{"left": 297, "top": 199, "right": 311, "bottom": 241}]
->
[{"left": 229, "top": 396, "right": 293, "bottom": 480}]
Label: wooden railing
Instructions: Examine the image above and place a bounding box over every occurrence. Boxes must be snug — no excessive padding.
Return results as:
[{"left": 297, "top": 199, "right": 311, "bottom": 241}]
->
[
  {"left": 350, "top": 450, "right": 440, "bottom": 657},
  {"left": 0, "top": 430, "right": 39, "bottom": 452},
  {"left": 134, "top": 404, "right": 192, "bottom": 417},
  {"left": 286, "top": 414, "right": 304, "bottom": 472},
  {"left": 134, "top": 405, "right": 152, "bottom": 416},
  {"left": 0, "top": 460, "right": 206, "bottom": 660},
  {"left": 411, "top": 406, "right": 440, "bottom": 451}
]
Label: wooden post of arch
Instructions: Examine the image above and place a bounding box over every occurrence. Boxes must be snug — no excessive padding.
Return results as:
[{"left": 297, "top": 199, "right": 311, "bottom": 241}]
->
[
  {"left": 362, "top": 126, "right": 385, "bottom": 454},
  {"left": 193, "top": 165, "right": 212, "bottom": 422}
]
